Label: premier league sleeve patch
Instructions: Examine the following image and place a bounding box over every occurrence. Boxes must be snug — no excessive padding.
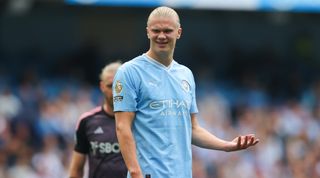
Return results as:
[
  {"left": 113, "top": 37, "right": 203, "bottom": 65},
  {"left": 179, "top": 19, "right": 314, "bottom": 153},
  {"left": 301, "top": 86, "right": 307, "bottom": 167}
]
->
[{"left": 113, "top": 80, "right": 123, "bottom": 102}]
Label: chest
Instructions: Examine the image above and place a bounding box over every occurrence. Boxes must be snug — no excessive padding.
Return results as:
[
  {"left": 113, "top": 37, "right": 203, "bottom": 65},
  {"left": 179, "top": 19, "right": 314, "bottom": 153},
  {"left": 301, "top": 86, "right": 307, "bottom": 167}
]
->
[
  {"left": 85, "top": 117, "right": 117, "bottom": 142},
  {"left": 138, "top": 68, "right": 193, "bottom": 103}
]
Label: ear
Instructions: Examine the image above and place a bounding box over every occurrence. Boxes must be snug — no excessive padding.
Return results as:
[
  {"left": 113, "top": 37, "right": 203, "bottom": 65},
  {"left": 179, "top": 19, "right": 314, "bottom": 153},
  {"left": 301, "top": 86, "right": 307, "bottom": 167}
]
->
[
  {"left": 146, "top": 27, "right": 150, "bottom": 39},
  {"left": 177, "top": 27, "right": 182, "bottom": 39},
  {"left": 99, "top": 81, "right": 105, "bottom": 92}
]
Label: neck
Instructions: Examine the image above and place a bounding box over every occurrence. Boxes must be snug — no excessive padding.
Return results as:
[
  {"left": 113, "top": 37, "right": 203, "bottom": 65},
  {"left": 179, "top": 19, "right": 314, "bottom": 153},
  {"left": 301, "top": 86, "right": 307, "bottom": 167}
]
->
[
  {"left": 146, "top": 50, "right": 173, "bottom": 67},
  {"left": 103, "top": 103, "right": 114, "bottom": 117}
]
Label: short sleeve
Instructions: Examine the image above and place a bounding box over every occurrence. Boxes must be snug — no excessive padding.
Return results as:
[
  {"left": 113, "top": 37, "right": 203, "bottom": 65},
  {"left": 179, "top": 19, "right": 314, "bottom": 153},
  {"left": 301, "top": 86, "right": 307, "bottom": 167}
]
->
[
  {"left": 74, "top": 120, "right": 89, "bottom": 154},
  {"left": 113, "top": 65, "right": 138, "bottom": 112}
]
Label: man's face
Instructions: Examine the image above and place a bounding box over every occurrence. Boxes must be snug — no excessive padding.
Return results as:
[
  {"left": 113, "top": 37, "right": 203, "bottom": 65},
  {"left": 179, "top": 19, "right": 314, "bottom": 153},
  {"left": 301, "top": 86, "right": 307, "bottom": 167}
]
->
[
  {"left": 100, "top": 74, "right": 114, "bottom": 107},
  {"left": 147, "top": 16, "right": 182, "bottom": 56}
]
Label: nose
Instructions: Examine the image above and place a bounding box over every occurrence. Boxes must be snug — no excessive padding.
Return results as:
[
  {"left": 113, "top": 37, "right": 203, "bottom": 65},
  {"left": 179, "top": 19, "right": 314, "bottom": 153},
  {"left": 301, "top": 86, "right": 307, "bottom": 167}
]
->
[{"left": 158, "top": 31, "right": 166, "bottom": 39}]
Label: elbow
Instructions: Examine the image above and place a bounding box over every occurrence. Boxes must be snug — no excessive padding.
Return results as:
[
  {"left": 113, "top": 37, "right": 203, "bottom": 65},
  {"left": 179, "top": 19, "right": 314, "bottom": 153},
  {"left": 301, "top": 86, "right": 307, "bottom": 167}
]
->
[
  {"left": 116, "top": 122, "right": 125, "bottom": 136},
  {"left": 115, "top": 121, "right": 132, "bottom": 139},
  {"left": 115, "top": 112, "right": 134, "bottom": 136}
]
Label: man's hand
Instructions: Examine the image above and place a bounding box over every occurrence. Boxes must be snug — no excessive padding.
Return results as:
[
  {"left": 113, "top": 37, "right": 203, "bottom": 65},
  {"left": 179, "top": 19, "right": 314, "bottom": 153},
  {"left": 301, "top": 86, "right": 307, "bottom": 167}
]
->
[
  {"left": 226, "top": 134, "right": 259, "bottom": 152},
  {"left": 130, "top": 171, "right": 144, "bottom": 178}
]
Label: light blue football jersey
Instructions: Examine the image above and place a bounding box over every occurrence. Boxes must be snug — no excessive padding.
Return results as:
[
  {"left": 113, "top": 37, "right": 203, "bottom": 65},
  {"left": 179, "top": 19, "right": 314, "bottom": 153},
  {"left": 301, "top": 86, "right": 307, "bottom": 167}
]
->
[{"left": 113, "top": 54, "right": 198, "bottom": 178}]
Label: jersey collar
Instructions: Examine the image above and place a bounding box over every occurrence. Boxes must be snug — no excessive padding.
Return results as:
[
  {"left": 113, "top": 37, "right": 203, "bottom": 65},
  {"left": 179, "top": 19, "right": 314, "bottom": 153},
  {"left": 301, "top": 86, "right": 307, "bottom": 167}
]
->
[{"left": 143, "top": 53, "right": 175, "bottom": 70}]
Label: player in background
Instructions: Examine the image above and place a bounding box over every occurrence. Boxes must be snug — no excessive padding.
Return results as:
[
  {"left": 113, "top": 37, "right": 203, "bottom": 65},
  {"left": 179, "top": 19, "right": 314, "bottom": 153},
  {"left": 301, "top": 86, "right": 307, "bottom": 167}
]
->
[{"left": 69, "top": 61, "right": 127, "bottom": 178}]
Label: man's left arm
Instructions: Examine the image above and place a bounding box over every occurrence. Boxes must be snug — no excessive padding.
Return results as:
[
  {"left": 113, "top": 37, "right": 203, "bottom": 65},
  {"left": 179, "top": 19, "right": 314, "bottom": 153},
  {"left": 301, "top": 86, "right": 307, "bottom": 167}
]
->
[
  {"left": 68, "top": 151, "right": 86, "bottom": 178},
  {"left": 191, "top": 114, "right": 259, "bottom": 152}
]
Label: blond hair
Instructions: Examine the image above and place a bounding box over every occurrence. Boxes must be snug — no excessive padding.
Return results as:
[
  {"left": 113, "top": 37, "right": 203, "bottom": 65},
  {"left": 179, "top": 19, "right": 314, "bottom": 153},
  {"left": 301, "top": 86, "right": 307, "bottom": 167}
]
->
[
  {"left": 99, "top": 61, "right": 122, "bottom": 81},
  {"left": 147, "top": 6, "right": 180, "bottom": 27}
]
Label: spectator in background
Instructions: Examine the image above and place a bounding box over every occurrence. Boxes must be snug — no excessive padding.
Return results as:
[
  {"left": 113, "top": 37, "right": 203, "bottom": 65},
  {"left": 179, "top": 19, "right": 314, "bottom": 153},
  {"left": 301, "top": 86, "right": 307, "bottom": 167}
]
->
[
  {"left": 0, "top": 88, "right": 21, "bottom": 120},
  {"left": 113, "top": 6, "right": 259, "bottom": 178},
  {"left": 31, "top": 134, "right": 66, "bottom": 178},
  {"left": 68, "top": 61, "right": 127, "bottom": 178},
  {"left": 7, "top": 145, "right": 40, "bottom": 178}
]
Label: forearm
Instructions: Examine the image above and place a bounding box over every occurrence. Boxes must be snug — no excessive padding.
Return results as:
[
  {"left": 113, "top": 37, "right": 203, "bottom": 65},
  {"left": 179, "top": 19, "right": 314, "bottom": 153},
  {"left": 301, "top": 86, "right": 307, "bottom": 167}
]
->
[
  {"left": 69, "top": 173, "right": 83, "bottom": 178},
  {"left": 69, "top": 176, "right": 82, "bottom": 178},
  {"left": 69, "top": 165, "right": 83, "bottom": 178},
  {"left": 192, "top": 126, "right": 231, "bottom": 151},
  {"left": 116, "top": 125, "right": 142, "bottom": 177},
  {"left": 68, "top": 151, "right": 85, "bottom": 178},
  {"left": 191, "top": 115, "right": 259, "bottom": 152}
]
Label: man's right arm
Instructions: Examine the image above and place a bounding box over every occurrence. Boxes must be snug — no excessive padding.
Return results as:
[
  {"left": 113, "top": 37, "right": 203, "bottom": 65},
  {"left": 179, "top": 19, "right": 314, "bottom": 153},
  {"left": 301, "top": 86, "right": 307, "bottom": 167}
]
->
[
  {"left": 69, "top": 151, "right": 86, "bottom": 178},
  {"left": 115, "top": 111, "right": 143, "bottom": 178}
]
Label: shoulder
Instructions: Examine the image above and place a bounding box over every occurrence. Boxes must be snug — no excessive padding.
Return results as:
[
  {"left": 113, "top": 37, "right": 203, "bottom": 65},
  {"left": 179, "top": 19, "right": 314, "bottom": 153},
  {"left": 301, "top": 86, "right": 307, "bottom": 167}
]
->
[
  {"left": 115, "top": 55, "right": 150, "bottom": 82},
  {"left": 75, "top": 106, "right": 102, "bottom": 130},
  {"left": 119, "top": 55, "right": 151, "bottom": 72},
  {"left": 172, "top": 60, "right": 193, "bottom": 74},
  {"left": 121, "top": 55, "right": 144, "bottom": 68}
]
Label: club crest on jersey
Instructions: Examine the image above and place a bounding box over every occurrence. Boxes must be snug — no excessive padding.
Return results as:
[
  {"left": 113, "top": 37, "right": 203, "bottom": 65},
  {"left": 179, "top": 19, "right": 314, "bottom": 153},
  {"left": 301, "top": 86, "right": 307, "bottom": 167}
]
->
[
  {"left": 114, "top": 80, "right": 123, "bottom": 94},
  {"left": 181, "top": 80, "right": 190, "bottom": 92}
]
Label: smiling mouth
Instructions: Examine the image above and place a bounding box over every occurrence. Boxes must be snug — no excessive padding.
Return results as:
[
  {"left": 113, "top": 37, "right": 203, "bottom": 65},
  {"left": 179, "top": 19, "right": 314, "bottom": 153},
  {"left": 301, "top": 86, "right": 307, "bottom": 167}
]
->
[{"left": 157, "top": 42, "right": 167, "bottom": 48}]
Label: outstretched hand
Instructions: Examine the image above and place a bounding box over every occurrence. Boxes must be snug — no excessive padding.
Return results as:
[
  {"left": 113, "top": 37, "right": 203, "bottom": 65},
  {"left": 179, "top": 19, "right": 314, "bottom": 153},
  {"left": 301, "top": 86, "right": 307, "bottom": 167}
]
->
[{"left": 226, "top": 134, "right": 259, "bottom": 152}]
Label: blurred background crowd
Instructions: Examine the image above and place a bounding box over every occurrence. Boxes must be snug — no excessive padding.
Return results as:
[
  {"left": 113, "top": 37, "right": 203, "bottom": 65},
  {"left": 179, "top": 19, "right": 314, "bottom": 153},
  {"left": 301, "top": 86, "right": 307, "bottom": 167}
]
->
[{"left": 1, "top": 0, "right": 320, "bottom": 178}]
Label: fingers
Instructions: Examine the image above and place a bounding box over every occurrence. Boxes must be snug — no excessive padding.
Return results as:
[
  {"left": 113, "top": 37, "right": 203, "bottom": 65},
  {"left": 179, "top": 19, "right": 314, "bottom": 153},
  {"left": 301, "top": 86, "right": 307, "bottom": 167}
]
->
[
  {"left": 249, "top": 136, "right": 254, "bottom": 145},
  {"left": 248, "top": 134, "right": 260, "bottom": 145},
  {"left": 236, "top": 136, "right": 246, "bottom": 149},
  {"left": 237, "top": 135, "right": 241, "bottom": 148},
  {"left": 244, "top": 135, "right": 248, "bottom": 147},
  {"left": 237, "top": 134, "right": 259, "bottom": 150},
  {"left": 252, "top": 138, "right": 260, "bottom": 145}
]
